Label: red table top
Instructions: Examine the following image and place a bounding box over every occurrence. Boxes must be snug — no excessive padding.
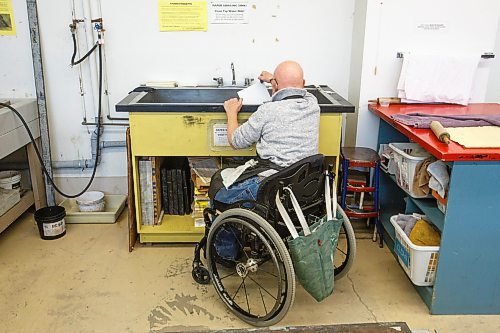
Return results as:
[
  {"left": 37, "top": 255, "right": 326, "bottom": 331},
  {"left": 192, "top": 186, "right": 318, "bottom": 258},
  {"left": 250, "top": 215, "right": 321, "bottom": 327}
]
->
[{"left": 369, "top": 103, "right": 500, "bottom": 161}]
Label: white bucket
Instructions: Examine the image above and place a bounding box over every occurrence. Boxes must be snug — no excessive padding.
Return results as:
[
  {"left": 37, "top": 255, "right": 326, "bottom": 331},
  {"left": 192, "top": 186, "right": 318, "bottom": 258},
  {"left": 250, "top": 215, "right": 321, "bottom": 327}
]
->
[{"left": 0, "top": 171, "right": 21, "bottom": 192}]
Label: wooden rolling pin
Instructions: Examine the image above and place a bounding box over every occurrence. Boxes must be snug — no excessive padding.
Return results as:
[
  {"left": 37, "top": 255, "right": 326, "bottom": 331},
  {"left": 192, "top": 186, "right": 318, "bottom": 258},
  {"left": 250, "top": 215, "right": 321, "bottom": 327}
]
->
[
  {"left": 368, "top": 97, "right": 402, "bottom": 104},
  {"left": 430, "top": 121, "right": 450, "bottom": 144}
]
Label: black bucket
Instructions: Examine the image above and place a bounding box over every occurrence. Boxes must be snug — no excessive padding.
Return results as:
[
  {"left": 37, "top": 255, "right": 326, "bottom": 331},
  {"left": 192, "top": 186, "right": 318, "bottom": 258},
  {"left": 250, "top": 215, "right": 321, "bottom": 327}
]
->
[{"left": 34, "top": 206, "right": 66, "bottom": 240}]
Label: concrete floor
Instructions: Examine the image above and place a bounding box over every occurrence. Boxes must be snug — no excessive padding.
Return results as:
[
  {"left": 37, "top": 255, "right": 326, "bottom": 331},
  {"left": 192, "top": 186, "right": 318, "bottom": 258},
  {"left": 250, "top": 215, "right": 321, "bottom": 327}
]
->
[{"left": 1, "top": 209, "right": 499, "bottom": 333}]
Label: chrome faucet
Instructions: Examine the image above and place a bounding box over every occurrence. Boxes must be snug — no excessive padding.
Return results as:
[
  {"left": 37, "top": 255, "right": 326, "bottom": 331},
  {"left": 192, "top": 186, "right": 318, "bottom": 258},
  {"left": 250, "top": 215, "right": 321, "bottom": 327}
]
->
[
  {"left": 213, "top": 77, "right": 224, "bottom": 87},
  {"left": 231, "top": 62, "right": 236, "bottom": 85}
]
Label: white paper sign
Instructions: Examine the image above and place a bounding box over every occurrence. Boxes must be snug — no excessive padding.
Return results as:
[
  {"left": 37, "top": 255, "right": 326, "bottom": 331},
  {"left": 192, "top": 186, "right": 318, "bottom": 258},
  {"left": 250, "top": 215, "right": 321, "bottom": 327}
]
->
[
  {"left": 213, "top": 124, "right": 230, "bottom": 146},
  {"left": 209, "top": 1, "right": 249, "bottom": 24}
]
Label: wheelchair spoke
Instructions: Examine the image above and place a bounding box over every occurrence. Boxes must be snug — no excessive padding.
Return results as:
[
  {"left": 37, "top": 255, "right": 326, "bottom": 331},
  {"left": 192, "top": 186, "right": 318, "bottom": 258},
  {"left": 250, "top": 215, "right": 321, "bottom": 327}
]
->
[
  {"left": 336, "top": 247, "right": 347, "bottom": 256},
  {"left": 242, "top": 278, "right": 250, "bottom": 313},
  {"left": 220, "top": 271, "right": 238, "bottom": 280},
  {"left": 247, "top": 275, "right": 278, "bottom": 301},
  {"left": 258, "top": 269, "right": 278, "bottom": 278},
  {"left": 259, "top": 285, "right": 268, "bottom": 315},
  {"left": 232, "top": 276, "right": 246, "bottom": 300}
]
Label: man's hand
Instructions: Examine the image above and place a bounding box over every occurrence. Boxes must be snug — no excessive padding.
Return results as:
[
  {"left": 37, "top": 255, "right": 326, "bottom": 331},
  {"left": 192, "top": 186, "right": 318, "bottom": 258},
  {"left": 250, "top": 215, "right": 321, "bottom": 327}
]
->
[
  {"left": 258, "top": 71, "right": 273, "bottom": 83},
  {"left": 224, "top": 98, "right": 243, "bottom": 117},
  {"left": 224, "top": 98, "right": 243, "bottom": 148}
]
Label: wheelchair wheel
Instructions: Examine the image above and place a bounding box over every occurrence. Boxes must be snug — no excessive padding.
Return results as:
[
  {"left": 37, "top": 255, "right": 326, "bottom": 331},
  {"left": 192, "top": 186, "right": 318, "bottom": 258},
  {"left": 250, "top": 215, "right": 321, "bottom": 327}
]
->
[
  {"left": 334, "top": 205, "right": 356, "bottom": 280},
  {"left": 207, "top": 208, "right": 295, "bottom": 327}
]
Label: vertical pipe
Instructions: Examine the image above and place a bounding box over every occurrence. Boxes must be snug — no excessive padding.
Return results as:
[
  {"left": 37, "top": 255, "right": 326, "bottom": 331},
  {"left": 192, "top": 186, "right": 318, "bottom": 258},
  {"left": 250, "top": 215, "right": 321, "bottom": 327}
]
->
[
  {"left": 26, "top": 0, "right": 55, "bottom": 206},
  {"left": 71, "top": 0, "right": 91, "bottom": 122},
  {"left": 89, "top": 0, "right": 116, "bottom": 121},
  {"left": 82, "top": 0, "right": 99, "bottom": 119}
]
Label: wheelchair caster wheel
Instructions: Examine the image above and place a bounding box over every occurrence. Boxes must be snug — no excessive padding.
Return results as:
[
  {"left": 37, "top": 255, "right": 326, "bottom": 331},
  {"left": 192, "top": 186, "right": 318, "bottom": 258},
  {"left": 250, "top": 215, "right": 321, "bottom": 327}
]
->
[{"left": 192, "top": 266, "right": 210, "bottom": 285}]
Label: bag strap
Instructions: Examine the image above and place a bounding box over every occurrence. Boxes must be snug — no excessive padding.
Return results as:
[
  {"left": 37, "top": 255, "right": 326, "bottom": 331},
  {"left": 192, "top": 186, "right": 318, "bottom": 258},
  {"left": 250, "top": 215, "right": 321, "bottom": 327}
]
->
[
  {"left": 325, "top": 171, "right": 337, "bottom": 220},
  {"left": 275, "top": 192, "right": 299, "bottom": 239},
  {"left": 284, "top": 188, "right": 311, "bottom": 236},
  {"left": 275, "top": 187, "right": 311, "bottom": 239}
]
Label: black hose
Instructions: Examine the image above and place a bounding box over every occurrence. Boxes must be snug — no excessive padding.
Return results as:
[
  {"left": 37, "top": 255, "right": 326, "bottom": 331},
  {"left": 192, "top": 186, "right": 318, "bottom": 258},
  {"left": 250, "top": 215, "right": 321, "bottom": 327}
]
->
[
  {"left": 70, "top": 32, "right": 99, "bottom": 66},
  {"left": 0, "top": 44, "right": 103, "bottom": 198}
]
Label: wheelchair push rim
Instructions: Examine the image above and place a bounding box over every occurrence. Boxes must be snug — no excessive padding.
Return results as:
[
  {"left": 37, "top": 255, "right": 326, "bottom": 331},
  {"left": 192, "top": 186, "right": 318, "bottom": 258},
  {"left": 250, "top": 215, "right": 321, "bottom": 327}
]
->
[{"left": 333, "top": 205, "right": 356, "bottom": 280}]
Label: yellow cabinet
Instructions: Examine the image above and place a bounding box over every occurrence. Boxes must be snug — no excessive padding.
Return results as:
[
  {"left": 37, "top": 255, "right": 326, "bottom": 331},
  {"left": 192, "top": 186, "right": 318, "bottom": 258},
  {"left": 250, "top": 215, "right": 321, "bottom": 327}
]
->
[{"left": 129, "top": 112, "right": 343, "bottom": 243}]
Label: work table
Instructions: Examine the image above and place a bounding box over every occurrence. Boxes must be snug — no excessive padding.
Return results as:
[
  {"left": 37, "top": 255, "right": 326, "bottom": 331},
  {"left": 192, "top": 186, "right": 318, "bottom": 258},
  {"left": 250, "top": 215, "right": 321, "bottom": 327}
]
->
[
  {"left": 369, "top": 103, "right": 500, "bottom": 161},
  {"left": 371, "top": 102, "right": 500, "bottom": 315}
]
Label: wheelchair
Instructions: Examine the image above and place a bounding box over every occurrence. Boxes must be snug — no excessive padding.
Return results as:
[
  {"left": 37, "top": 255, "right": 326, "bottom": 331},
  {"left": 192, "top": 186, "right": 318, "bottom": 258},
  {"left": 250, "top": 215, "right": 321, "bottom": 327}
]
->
[{"left": 191, "top": 154, "right": 356, "bottom": 326}]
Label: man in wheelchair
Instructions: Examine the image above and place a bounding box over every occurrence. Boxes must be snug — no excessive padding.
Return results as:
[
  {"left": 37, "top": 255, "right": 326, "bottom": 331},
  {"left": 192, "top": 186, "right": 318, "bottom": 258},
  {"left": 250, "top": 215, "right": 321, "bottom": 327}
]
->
[
  {"left": 191, "top": 61, "right": 356, "bottom": 326},
  {"left": 213, "top": 60, "right": 320, "bottom": 204}
]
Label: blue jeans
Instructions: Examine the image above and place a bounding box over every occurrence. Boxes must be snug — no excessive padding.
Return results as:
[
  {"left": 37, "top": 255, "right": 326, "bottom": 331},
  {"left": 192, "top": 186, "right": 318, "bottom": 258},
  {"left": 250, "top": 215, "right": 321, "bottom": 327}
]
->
[{"left": 214, "top": 176, "right": 263, "bottom": 204}]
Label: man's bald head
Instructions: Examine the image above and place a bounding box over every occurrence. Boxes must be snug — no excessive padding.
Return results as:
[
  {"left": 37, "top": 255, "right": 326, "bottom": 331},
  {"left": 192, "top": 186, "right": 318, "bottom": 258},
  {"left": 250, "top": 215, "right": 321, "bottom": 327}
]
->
[{"left": 273, "top": 60, "right": 305, "bottom": 89}]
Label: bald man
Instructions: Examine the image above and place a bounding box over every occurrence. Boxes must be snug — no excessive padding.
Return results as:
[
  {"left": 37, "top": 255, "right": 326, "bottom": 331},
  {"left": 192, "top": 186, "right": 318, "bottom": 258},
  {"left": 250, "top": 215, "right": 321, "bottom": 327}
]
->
[
  {"left": 224, "top": 60, "right": 320, "bottom": 168},
  {"left": 213, "top": 61, "right": 320, "bottom": 205}
]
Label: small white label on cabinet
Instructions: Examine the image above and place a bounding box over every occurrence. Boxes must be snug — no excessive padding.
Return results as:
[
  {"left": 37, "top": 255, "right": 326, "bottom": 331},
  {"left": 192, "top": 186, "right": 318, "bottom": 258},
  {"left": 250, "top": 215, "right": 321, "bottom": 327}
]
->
[{"left": 213, "top": 124, "right": 230, "bottom": 146}]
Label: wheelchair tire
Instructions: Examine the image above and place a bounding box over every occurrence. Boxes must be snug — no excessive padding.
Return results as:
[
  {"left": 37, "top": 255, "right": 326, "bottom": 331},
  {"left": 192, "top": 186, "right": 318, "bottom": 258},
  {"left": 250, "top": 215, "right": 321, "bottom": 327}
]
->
[
  {"left": 334, "top": 205, "right": 356, "bottom": 280},
  {"left": 207, "top": 208, "right": 295, "bottom": 327}
]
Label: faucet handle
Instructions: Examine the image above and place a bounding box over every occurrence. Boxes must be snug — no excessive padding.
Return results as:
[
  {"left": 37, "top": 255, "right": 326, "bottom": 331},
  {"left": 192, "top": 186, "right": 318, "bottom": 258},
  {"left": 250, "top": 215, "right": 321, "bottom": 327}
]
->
[
  {"left": 244, "top": 78, "right": 254, "bottom": 87},
  {"left": 213, "top": 77, "right": 224, "bottom": 87}
]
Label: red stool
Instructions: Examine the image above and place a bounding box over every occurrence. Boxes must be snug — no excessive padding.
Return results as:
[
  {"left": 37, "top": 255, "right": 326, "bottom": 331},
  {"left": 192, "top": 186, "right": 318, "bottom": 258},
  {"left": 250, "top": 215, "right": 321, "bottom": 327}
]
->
[{"left": 340, "top": 147, "right": 382, "bottom": 247}]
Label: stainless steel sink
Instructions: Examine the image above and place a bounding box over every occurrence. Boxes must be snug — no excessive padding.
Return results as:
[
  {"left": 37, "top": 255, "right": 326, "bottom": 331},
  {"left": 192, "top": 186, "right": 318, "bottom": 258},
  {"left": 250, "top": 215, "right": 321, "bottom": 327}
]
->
[{"left": 115, "top": 85, "right": 354, "bottom": 113}]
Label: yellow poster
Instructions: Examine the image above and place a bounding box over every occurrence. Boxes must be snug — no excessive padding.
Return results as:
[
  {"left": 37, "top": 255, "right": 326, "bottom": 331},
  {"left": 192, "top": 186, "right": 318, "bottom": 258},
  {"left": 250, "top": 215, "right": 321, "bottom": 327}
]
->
[
  {"left": 0, "top": 0, "right": 16, "bottom": 36},
  {"left": 158, "top": 0, "right": 207, "bottom": 31}
]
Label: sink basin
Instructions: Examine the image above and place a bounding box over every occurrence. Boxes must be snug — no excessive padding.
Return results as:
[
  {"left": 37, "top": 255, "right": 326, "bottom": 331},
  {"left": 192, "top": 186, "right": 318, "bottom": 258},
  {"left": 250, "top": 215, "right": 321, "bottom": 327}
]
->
[
  {"left": 116, "top": 85, "right": 354, "bottom": 113},
  {"left": 139, "top": 87, "right": 241, "bottom": 104}
]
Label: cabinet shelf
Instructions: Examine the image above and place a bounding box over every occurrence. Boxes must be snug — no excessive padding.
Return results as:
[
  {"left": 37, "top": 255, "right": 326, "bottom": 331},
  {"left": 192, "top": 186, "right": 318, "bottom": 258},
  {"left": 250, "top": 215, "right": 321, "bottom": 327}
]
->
[
  {"left": 139, "top": 214, "right": 204, "bottom": 243},
  {"left": 0, "top": 190, "right": 34, "bottom": 234},
  {"left": 406, "top": 197, "right": 444, "bottom": 232},
  {"left": 381, "top": 170, "right": 444, "bottom": 232}
]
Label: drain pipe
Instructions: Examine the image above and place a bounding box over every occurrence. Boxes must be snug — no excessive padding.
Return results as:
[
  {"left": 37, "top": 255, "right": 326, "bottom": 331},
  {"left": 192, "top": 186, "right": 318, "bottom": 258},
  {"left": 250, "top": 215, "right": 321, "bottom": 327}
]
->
[{"left": 51, "top": 121, "right": 125, "bottom": 169}]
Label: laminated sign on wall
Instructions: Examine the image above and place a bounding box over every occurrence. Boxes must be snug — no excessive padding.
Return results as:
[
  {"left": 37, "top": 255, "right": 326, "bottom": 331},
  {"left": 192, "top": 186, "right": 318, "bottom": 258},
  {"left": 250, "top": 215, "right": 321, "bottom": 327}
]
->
[
  {"left": 209, "top": 1, "right": 249, "bottom": 24},
  {"left": 158, "top": 0, "right": 207, "bottom": 31},
  {"left": 0, "top": 0, "right": 16, "bottom": 36}
]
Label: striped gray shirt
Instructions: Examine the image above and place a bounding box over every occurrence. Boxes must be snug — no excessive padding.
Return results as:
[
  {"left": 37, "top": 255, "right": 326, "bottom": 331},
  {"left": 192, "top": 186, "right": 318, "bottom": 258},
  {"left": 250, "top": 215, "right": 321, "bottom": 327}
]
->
[{"left": 232, "top": 88, "right": 320, "bottom": 167}]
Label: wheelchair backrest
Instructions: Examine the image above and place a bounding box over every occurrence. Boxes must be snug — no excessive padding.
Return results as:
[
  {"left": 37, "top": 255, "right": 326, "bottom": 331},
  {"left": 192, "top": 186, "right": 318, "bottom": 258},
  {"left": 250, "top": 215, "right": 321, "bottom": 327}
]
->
[{"left": 257, "top": 154, "right": 325, "bottom": 222}]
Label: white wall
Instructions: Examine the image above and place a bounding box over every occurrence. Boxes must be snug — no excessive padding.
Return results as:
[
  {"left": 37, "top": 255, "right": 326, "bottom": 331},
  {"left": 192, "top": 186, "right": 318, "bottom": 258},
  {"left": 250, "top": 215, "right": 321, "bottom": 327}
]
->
[
  {"left": 102, "top": 0, "right": 355, "bottom": 110},
  {"left": 353, "top": 0, "right": 500, "bottom": 149},
  {"left": 486, "top": 19, "right": 500, "bottom": 103},
  {"left": 3, "top": 0, "right": 500, "bottom": 196},
  {"left": 0, "top": 0, "right": 35, "bottom": 98},
  {"left": 3, "top": 0, "right": 355, "bottom": 186}
]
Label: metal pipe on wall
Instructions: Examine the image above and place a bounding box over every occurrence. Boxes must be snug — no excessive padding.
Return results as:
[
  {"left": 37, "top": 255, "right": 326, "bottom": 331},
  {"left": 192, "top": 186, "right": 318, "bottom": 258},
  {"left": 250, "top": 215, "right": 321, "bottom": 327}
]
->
[
  {"left": 81, "top": 0, "right": 100, "bottom": 120},
  {"left": 51, "top": 140, "right": 126, "bottom": 169},
  {"left": 26, "top": 0, "right": 55, "bottom": 206},
  {"left": 71, "top": 0, "right": 92, "bottom": 122}
]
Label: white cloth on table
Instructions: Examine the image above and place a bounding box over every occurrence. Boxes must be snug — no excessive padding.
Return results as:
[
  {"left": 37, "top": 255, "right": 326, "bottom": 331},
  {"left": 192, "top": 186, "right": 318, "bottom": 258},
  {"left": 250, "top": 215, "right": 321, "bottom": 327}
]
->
[{"left": 397, "top": 53, "right": 480, "bottom": 105}]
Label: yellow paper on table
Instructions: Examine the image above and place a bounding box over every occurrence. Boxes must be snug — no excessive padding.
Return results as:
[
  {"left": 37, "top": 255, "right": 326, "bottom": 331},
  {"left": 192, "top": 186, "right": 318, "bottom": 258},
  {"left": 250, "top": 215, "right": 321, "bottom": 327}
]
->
[
  {"left": 446, "top": 126, "right": 500, "bottom": 148},
  {"left": 158, "top": 0, "right": 207, "bottom": 31},
  {"left": 0, "top": 0, "right": 16, "bottom": 36}
]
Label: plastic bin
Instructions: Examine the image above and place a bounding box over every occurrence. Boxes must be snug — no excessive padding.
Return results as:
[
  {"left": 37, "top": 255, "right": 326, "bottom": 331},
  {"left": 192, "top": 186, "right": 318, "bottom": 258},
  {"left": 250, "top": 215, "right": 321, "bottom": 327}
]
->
[
  {"left": 378, "top": 144, "right": 396, "bottom": 175},
  {"left": 390, "top": 215, "right": 440, "bottom": 286},
  {"left": 389, "top": 143, "right": 431, "bottom": 198}
]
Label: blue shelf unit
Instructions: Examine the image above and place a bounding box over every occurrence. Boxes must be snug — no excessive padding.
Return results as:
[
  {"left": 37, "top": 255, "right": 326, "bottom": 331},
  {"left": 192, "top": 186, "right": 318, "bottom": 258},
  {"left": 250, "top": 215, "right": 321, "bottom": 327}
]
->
[{"left": 377, "top": 119, "right": 500, "bottom": 315}]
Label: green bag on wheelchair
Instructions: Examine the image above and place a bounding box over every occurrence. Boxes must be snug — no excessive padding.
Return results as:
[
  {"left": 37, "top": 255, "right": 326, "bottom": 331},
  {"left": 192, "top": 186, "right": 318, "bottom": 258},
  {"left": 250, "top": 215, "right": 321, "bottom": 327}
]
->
[
  {"left": 288, "top": 215, "right": 342, "bottom": 302},
  {"left": 275, "top": 176, "right": 342, "bottom": 302}
]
